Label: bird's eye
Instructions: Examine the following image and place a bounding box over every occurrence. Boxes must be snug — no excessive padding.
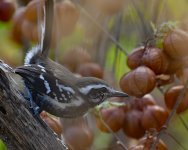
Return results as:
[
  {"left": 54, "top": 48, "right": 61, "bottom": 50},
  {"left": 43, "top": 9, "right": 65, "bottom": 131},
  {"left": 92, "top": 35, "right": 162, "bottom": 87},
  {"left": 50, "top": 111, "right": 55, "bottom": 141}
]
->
[
  {"left": 88, "top": 89, "right": 105, "bottom": 103},
  {"left": 98, "top": 92, "right": 104, "bottom": 100},
  {"left": 86, "top": 86, "right": 110, "bottom": 104},
  {"left": 91, "top": 92, "right": 102, "bottom": 99}
]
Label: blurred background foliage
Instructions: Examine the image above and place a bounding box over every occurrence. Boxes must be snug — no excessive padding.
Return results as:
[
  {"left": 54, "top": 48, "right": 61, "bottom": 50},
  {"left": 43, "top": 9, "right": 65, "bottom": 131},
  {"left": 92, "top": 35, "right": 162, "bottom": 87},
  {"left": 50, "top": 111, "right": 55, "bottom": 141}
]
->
[{"left": 1, "top": 0, "right": 188, "bottom": 150}]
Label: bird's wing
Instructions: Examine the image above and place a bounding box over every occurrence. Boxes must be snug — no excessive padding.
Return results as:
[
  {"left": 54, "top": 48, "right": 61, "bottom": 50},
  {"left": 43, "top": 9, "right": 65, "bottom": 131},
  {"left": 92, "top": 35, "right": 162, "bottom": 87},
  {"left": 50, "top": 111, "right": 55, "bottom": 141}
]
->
[{"left": 14, "top": 65, "right": 76, "bottom": 103}]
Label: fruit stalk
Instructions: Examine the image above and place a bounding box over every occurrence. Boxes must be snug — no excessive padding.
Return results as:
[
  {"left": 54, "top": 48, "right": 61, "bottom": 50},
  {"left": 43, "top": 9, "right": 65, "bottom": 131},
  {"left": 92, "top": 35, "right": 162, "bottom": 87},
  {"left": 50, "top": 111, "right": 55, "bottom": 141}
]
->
[{"left": 151, "top": 80, "right": 188, "bottom": 149}]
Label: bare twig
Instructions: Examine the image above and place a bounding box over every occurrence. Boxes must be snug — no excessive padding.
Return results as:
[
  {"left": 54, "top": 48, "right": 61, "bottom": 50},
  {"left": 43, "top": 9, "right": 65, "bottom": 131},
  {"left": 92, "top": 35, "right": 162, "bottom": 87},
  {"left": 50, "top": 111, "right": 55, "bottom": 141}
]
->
[
  {"left": 130, "top": 0, "right": 152, "bottom": 39},
  {"left": 97, "top": 17, "right": 110, "bottom": 67},
  {"left": 157, "top": 86, "right": 165, "bottom": 94},
  {"left": 165, "top": 80, "right": 188, "bottom": 126},
  {"left": 98, "top": 111, "right": 128, "bottom": 150},
  {"left": 151, "top": 80, "right": 188, "bottom": 149},
  {"left": 155, "top": 0, "right": 168, "bottom": 25},
  {"left": 0, "top": 62, "right": 68, "bottom": 150},
  {"left": 112, "top": 12, "right": 123, "bottom": 74}
]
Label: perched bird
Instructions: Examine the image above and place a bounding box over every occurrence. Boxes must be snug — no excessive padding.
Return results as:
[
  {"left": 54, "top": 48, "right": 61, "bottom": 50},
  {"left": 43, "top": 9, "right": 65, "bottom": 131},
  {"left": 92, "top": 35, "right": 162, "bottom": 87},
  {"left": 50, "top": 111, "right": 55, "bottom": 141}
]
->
[
  {"left": 14, "top": 0, "right": 128, "bottom": 118},
  {"left": 15, "top": 64, "right": 128, "bottom": 117}
]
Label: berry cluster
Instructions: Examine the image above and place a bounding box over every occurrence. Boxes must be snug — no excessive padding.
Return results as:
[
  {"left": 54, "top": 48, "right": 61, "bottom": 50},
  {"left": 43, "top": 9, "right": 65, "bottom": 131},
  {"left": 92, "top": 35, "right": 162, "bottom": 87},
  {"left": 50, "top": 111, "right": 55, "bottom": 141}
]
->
[{"left": 120, "top": 28, "right": 188, "bottom": 98}]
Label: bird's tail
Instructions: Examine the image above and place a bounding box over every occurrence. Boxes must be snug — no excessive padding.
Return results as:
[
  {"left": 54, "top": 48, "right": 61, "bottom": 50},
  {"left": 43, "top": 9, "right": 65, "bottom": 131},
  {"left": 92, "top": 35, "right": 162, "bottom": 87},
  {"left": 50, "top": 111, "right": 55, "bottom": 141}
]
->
[{"left": 24, "top": 0, "right": 54, "bottom": 65}]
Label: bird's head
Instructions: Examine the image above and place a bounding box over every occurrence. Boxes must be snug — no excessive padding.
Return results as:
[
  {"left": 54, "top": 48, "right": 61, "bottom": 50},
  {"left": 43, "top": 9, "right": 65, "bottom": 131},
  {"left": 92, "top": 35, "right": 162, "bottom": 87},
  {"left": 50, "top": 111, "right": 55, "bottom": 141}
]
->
[{"left": 76, "top": 77, "right": 129, "bottom": 106}]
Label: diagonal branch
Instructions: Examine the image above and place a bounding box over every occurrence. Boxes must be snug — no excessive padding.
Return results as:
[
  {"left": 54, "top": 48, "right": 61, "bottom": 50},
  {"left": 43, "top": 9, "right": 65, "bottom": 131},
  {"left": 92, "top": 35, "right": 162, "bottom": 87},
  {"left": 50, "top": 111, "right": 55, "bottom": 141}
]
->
[
  {"left": 0, "top": 61, "right": 67, "bottom": 150},
  {"left": 151, "top": 80, "right": 188, "bottom": 149}
]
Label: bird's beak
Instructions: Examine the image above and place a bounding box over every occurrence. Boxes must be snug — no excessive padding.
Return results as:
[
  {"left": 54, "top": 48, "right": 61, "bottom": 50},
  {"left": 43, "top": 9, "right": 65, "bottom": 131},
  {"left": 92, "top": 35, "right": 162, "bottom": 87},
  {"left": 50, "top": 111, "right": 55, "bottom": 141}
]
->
[{"left": 109, "top": 89, "right": 129, "bottom": 98}]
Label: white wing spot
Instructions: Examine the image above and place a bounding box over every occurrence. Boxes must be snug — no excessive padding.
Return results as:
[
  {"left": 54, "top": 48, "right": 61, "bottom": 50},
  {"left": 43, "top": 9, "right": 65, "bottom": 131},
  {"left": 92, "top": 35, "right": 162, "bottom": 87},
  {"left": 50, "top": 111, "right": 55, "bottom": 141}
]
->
[
  {"left": 39, "top": 74, "right": 44, "bottom": 80},
  {"left": 55, "top": 80, "right": 75, "bottom": 94},
  {"left": 37, "top": 65, "right": 45, "bottom": 69},
  {"left": 61, "top": 94, "right": 68, "bottom": 101},
  {"left": 52, "top": 92, "right": 58, "bottom": 101},
  {"left": 39, "top": 74, "right": 51, "bottom": 94},
  {"left": 41, "top": 68, "right": 46, "bottom": 72},
  {"left": 37, "top": 65, "right": 46, "bottom": 72}
]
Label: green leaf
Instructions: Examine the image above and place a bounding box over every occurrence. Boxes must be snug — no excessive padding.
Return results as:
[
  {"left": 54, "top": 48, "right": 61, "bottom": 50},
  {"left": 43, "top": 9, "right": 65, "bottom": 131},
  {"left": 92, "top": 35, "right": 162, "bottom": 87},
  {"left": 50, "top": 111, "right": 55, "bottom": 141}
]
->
[{"left": 0, "top": 140, "right": 7, "bottom": 150}]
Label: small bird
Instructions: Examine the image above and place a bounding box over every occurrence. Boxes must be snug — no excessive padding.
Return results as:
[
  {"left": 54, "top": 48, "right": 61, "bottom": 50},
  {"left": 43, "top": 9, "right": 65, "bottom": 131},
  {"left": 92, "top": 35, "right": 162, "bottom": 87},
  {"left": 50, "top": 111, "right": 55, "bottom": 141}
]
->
[
  {"left": 15, "top": 64, "right": 128, "bottom": 117},
  {"left": 14, "top": 0, "right": 129, "bottom": 118}
]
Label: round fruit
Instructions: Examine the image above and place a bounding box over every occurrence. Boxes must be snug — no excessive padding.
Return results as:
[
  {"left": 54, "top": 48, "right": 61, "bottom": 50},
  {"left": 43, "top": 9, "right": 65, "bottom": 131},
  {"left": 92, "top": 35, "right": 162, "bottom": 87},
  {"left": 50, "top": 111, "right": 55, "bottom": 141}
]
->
[
  {"left": 163, "top": 29, "right": 188, "bottom": 59},
  {"left": 164, "top": 58, "right": 183, "bottom": 74},
  {"left": 96, "top": 107, "right": 125, "bottom": 133},
  {"left": 0, "top": 0, "right": 16, "bottom": 22},
  {"left": 141, "top": 94, "right": 156, "bottom": 107},
  {"left": 63, "top": 125, "right": 94, "bottom": 150},
  {"left": 40, "top": 111, "right": 62, "bottom": 137},
  {"left": 76, "top": 62, "right": 103, "bottom": 79},
  {"left": 21, "top": 20, "right": 39, "bottom": 42},
  {"left": 120, "top": 66, "right": 156, "bottom": 97},
  {"left": 130, "top": 94, "right": 156, "bottom": 111},
  {"left": 142, "top": 47, "right": 169, "bottom": 74},
  {"left": 55, "top": 0, "right": 80, "bottom": 36},
  {"left": 11, "top": 8, "right": 26, "bottom": 44},
  {"left": 123, "top": 110, "right": 145, "bottom": 139},
  {"left": 141, "top": 105, "right": 168, "bottom": 131},
  {"left": 164, "top": 85, "right": 188, "bottom": 114},
  {"left": 127, "top": 46, "right": 145, "bottom": 70},
  {"left": 62, "top": 47, "right": 91, "bottom": 72},
  {"left": 24, "top": 0, "right": 44, "bottom": 22}
]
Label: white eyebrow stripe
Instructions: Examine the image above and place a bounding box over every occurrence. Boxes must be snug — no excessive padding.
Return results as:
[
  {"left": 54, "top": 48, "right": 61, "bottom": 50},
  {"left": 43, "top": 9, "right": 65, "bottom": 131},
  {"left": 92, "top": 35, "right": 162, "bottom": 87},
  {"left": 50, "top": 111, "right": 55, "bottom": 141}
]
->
[{"left": 79, "top": 84, "right": 108, "bottom": 95}]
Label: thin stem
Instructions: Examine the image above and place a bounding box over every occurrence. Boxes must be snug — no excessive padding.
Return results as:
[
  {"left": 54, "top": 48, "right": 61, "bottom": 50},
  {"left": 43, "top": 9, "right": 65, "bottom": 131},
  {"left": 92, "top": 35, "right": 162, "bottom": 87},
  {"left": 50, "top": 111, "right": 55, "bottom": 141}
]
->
[
  {"left": 165, "top": 80, "right": 188, "bottom": 126},
  {"left": 131, "top": 0, "right": 152, "bottom": 38},
  {"left": 98, "top": 112, "right": 128, "bottom": 150},
  {"left": 178, "top": 115, "right": 188, "bottom": 132},
  {"left": 151, "top": 0, "right": 162, "bottom": 25},
  {"left": 155, "top": 0, "right": 168, "bottom": 25},
  {"left": 157, "top": 86, "right": 165, "bottom": 94},
  {"left": 112, "top": 13, "right": 123, "bottom": 74},
  {"left": 97, "top": 17, "right": 109, "bottom": 67},
  {"left": 151, "top": 80, "right": 188, "bottom": 149},
  {"left": 77, "top": 4, "right": 128, "bottom": 56}
]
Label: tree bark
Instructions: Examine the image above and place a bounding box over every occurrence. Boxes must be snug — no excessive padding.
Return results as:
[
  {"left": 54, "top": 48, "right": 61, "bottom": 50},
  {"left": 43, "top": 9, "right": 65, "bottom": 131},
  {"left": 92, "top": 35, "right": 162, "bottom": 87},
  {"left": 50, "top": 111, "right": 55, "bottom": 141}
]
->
[{"left": 0, "top": 61, "right": 67, "bottom": 150}]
